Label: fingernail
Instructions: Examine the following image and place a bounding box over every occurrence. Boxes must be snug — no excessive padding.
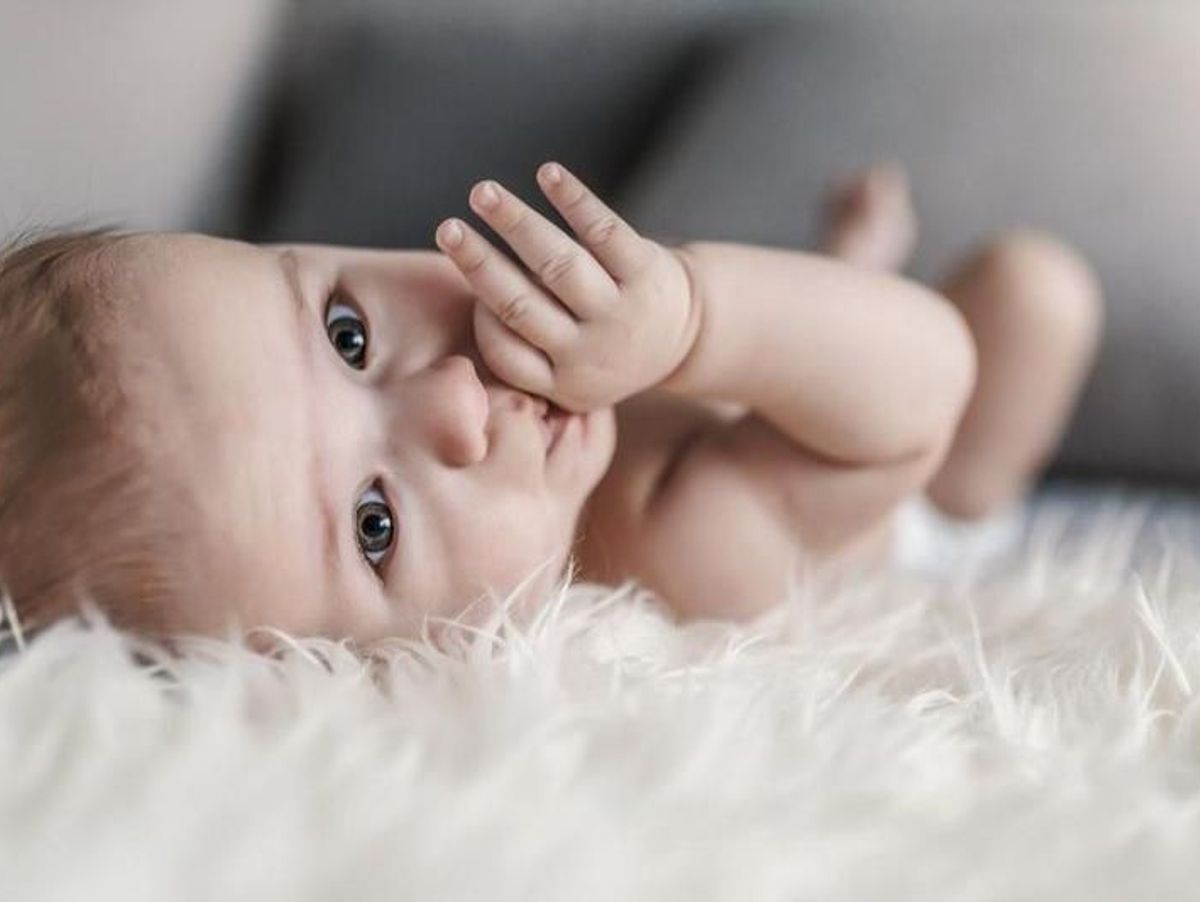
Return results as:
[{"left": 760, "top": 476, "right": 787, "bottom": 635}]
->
[
  {"left": 437, "top": 219, "right": 464, "bottom": 248},
  {"left": 473, "top": 181, "right": 500, "bottom": 210},
  {"left": 539, "top": 162, "right": 563, "bottom": 187}
]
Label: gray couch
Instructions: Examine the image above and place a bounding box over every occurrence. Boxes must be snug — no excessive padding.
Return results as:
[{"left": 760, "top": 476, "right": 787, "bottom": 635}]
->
[{"left": 3, "top": 0, "right": 1198, "bottom": 488}]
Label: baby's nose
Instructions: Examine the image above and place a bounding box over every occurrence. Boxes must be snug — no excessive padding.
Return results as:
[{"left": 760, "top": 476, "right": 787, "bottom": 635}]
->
[{"left": 409, "top": 355, "right": 489, "bottom": 467}]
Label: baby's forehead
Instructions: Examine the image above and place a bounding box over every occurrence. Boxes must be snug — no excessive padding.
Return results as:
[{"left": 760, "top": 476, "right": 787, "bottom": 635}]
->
[
  {"left": 103, "top": 234, "right": 334, "bottom": 633},
  {"left": 113, "top": 233, "right": 300, "bottom": 420},
  {"left": 109, "top": 233, "right": 282, "bottom": 338},
  {"left": 110, "top": 232, "right": 264, "bottom": 289}
]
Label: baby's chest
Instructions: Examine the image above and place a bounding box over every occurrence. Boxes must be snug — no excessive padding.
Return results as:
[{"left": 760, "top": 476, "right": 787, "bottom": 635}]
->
[{"left": 576, "top": 394, "right": 798, "bottom": 613}]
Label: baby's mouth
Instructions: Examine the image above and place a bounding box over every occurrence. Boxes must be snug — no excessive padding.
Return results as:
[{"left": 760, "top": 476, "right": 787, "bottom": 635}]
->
[
  {"left": 492, "top": 383, "right": 574, "bottom": 456},
  {"left": 537, "top": 398, "right": 568, "bottom": 453},
  {"left": 542, "top": 401, "right": 572, "bottom": 453}
]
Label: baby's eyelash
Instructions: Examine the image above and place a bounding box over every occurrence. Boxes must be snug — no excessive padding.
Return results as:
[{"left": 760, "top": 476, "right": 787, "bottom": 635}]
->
[
  {"left": 323, "top": 285, "right": 362, "bottom": 323},
  {"left": 326, "top": 297, "right": 359, "bottom": 321}
]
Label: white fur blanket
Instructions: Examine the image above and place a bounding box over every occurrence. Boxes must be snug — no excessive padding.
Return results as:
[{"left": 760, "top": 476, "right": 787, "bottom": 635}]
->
[{"left": 2, "top": 481, "right": 1199, "bottom": 901}]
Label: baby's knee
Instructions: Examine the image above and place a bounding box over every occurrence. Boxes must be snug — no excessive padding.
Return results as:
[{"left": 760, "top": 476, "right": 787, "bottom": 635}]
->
[{"left": 961, "top": 230, "right": 1105, "bottom": 347}]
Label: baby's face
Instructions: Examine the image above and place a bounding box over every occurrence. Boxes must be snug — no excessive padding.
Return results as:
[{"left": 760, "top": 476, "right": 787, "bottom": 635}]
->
[{"left": 106, "top": 234, "right": 617, "bottom": 642}]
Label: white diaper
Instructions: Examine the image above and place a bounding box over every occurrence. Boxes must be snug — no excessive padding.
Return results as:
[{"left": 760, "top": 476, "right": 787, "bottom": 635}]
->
[{"left": 891, "top": 493, "right": 1027, "bottom": 576}]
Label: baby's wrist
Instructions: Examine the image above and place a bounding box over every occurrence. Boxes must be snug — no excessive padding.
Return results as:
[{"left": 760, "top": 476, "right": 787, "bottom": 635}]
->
[{"left": 657, "top": 244, "right": 708, "bottom": 396}]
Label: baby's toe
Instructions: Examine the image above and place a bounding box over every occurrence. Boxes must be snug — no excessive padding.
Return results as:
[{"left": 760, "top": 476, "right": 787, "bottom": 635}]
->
[{"left": 821, "top": 163, "right": 918, "bottom": 272}]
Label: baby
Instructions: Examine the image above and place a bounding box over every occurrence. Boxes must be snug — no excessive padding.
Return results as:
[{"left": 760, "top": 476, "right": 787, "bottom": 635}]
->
[{"left": 0, "top": 163, "right": 1103, "bottom": 645}]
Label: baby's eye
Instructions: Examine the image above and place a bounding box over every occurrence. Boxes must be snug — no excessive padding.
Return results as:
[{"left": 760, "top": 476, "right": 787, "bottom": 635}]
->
[
  {"left": 355, "top": 484, "right": 395, "bottom": 569},
  {"left": 325, "top": 296, "right": 368, "bottom": 369}
]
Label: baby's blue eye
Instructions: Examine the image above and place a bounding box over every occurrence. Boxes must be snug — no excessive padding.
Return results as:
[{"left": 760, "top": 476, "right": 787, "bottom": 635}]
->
[
  {"left": 325, "top": 297, "right": 368, "bottom": 368},
  {"left": 355, "top": 484, "right": 394, "bottom": 569}
]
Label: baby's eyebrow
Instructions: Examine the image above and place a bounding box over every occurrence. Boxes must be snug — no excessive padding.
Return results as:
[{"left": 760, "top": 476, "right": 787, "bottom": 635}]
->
[
  {"left": 277, "top": 249, "right": 343, "bottom": 601},
  {"left": 278, "top": 248, "right": 308, "bottom": 317}
]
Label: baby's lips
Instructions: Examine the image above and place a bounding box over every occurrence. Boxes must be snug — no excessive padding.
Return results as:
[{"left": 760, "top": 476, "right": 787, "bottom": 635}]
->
[{"left": 484, "top": 383, "right": 546, "bottom": 418}]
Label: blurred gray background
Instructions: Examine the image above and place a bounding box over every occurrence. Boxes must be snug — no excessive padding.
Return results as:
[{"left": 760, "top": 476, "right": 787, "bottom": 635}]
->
[{"left": 2, "top": 0, "right": 1198, "bottom": 488}]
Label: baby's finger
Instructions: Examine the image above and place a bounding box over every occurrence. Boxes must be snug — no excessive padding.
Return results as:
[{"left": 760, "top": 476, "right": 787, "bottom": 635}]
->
[
  {"left": 468, "top": 179, "right": 615, "bottom": 319},
  {"left": 536, "top": 162, "right": 656, "bottom": 283},
  {"left": 472, "top": 302, "right": 555, "bottom": 397},
  {"left": 436, "top": 218, "right": 578, "bottom": 354}
]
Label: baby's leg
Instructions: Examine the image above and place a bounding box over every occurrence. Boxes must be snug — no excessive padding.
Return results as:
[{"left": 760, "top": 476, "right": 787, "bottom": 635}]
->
[
  {"left": 923, "top": 231, "right": 1104, "bottom": 520},
  {"left": 818, "top": 174, "right": 1102, "bottom": 567}
]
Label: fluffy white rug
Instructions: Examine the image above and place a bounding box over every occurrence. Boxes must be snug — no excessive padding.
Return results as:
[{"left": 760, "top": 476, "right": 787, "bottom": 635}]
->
[{"left": 2, "top": 481, "right": 1200, "bottom": 902}]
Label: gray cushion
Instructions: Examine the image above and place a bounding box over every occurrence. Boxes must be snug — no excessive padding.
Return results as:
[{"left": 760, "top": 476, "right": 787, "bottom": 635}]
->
[
  {"left": 254, "top": 9, "right": 725, "bottom": 250},
  {"left": 257, "top": 2, "right": 1200, "bottom": 486},
  {"left": 618, "top": 3, "right": 1200, "bottom": 486}
]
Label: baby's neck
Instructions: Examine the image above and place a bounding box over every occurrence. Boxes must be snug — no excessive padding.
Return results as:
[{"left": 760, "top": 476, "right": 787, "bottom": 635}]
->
[
  {"left": 568, "top": 464, "right": 639, "bottom": 589},
  {"left": 570, "top": 495, "right": 609, "bottom": 584}
]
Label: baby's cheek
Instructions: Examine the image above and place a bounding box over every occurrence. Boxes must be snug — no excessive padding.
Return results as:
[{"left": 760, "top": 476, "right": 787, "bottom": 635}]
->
[
  {"left": 495, "top": 536, "right": 563, "bottom": 591},
  {"left": 484, "top": 525, "right": 569, "bottom": 601},
  {"left": 583, "top": 408, "right": 620, "bottom": 490}
]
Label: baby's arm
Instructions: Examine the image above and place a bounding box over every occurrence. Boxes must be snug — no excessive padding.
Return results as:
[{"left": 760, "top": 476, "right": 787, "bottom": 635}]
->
[
  {"left": 664, "top": 242, "right": 976, "bottom": 466},
  {"left": 589, "top": 241, "right": 978, "bottom": 617},
  {"left": 436, "top": 163, "right": 976, "bottom": 616}
]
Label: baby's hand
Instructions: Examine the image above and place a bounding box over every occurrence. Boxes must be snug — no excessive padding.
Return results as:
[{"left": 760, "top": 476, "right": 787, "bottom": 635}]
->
[{"left": 434, "top": 162, "right": 698, "bottom": 412}]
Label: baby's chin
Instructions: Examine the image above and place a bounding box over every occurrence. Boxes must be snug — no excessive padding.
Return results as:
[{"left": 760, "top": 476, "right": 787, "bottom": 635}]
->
[
  {"left": 581, "top": 405, "right": 619, "bottom": 487},
  {"left": 411, "top": 554, "right": 575, "bottom": 646}
]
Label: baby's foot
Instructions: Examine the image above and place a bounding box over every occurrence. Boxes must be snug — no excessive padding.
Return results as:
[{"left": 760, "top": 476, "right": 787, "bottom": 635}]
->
[{"left": 821, "top": 164, "right": 918, "bottom": 273}]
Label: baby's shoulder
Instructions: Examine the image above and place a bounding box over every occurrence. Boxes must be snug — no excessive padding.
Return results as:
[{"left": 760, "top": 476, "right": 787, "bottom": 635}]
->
[
  {"left": 576, "top": 393, "right": 795, "bottom": 617},
  {"left": 585, "top": 392, "right": 731, "bottom": 532}
]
